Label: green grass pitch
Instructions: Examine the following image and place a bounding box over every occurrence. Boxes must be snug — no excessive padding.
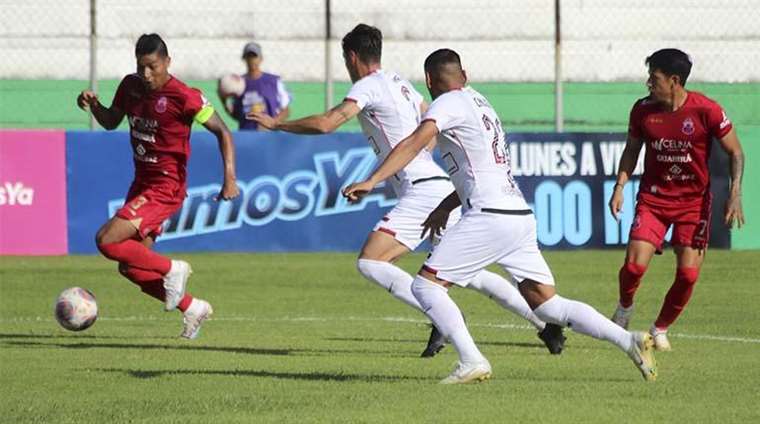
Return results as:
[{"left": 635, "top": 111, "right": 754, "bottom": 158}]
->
[{"left": 1, "top": 250, "right": 759, "bottom": 423}]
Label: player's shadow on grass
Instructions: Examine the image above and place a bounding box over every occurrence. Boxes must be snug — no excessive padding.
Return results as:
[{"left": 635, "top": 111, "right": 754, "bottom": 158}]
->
[
  {"left": 98, "top": 367, "right": 428, "bottom": 383},
  {"left": 2, "top": 340, "right": 418, "bottom": 358},
  {"left": 0, "top": 340, "right": 290, "bottom": 356},
  {"left": 478, "top": 340, "right": 557, "bottom": 349},
  {"left": 506, "top": 374, "right": 634, "bottom": 384},
  {"left": 326, "top": 336, "right": 549, "bottom": 350},
  {"left": 0, "top": 332, "right": 172, "bottom": 340},
  {"left": 292, "top": 347, "right": 416, "bottom": 358},
  {"left": 0, "top": 333, "right": 71, "bottom": 339}
]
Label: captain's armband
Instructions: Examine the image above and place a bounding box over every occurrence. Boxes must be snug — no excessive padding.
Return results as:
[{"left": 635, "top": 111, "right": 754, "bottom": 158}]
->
[{"left": 193, "top": 104, "right": 215, "bottom": 124}]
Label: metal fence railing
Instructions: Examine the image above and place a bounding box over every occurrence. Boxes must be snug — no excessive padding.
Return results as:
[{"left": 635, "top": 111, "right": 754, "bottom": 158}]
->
[{"left": 1, "top": 0, "right": 758, "bottom": 129}]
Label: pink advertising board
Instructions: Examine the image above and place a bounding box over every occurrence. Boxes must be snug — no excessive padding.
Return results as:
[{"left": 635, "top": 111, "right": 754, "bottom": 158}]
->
[{"left": 0, "top": 130, "right": 68, "bottom": 255}]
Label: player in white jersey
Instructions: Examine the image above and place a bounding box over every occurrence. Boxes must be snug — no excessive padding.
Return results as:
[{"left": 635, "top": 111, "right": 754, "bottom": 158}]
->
[
  {"left": 249, "top": 24, "right": 565, "bottom": 357},
  {"left": 344, "top": 48, "right": 658, "bottom": 384}
]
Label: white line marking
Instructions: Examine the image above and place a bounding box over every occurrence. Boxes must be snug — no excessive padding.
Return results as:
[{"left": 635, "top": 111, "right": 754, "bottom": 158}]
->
[{"left": 3, "top": 315, "right": 760, "bottom": 345}]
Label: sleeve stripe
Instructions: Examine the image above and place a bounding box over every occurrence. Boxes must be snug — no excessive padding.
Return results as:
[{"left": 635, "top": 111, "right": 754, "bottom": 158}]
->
[{"left": 276, "top": 79, "right": 291, "bottom": 108}]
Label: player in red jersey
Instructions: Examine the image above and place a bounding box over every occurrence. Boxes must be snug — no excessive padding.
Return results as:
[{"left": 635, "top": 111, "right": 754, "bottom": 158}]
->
[
  {"left": 76, "top": 34, "right": 239, "bottom": 339},
  {"left": 609, "top": 49, "right": 745, "bottom": 350}
]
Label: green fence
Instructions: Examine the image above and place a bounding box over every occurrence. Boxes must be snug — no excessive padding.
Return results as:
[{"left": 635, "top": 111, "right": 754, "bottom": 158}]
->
[{"left": 1, "top": 79, "right": 757, "bottom": 248}]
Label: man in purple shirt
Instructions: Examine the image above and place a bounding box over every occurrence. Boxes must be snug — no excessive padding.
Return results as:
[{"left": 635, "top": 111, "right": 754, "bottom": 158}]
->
[{"left": 219, "top": 42, "right": 291, "bottom": 130}]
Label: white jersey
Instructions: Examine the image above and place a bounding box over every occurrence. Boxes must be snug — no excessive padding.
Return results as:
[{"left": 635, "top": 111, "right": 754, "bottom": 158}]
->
[
  {"left": 422, "top": 86, "right": 528, "bottom": 212},
  {"left": 346, "top": 69, "right": 449, "bottom": 197}
]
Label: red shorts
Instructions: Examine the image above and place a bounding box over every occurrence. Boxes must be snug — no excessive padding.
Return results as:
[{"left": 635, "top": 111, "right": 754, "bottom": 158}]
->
[
  {"left": 115, "top": 180, "right": 185, "bottom": 240},
  {"left": 629, "top": 195, "right": 712, "bottom": 252}
]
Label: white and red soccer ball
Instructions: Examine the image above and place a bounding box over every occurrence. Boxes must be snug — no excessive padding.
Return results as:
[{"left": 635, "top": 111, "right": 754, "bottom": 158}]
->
[
  {"left": 218, "top": 73, "right": 245, "bottom": 97},
  {"left": 54, "top": 287, "right": 98, "bottom": 331}
]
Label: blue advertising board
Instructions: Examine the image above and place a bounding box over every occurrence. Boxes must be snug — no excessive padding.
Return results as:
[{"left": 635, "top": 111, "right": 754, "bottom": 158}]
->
[
  {"left": 507, "top": 133, "right": 729, "bottom": 250},
  {"left": 65, "top": 131, "right": 729, "bottom": 253}
]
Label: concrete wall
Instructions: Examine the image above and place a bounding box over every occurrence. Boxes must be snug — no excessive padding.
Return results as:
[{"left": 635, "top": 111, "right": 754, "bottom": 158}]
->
[{"left": 1, "top": 0, "right": 758, "bottom": 82}]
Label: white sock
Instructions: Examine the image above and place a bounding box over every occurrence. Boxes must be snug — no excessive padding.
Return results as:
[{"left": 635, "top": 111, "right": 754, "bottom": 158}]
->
[
  {"left": 356, "top": 259, "right": 423, "bottom": 312},
  {"left": 533, "top": 295, "right": 633, "bottom": 352},
  {"left": 468, "top": 270, "right": 546, "bottom": 331},
  {"left": 411, "top": 275, "right": 486, "bottom": 364}
]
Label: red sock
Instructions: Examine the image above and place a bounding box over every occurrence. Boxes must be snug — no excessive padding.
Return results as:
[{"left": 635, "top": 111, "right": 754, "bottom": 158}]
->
[
  {"left": 177, "top": 294, "right": 193, "bottom": 312},
  {"left": 118, "top": 263, "right": 194, "bottom": 312},
  {"left": 99, "top": 239, "right": 172, "bottom": 274},
  {"left": 654, "top": 267, "right": 700, "bottom": 329},
  {"left": 618, "top": 262, "right": 647, "bottom": 308},
  {"left": 118, "top": 263, "right": 165, "bottom": 301}
]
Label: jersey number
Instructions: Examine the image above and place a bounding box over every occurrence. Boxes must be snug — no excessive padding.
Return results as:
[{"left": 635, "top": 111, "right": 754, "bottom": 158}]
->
[
  {"left": 696, "top": 219, "right": 708, "bottom": 238},
  {"left": 482, "top": 115, "right": 506, "bottom": 164},
  {"left": 482, "top": 114, "right": 518, "bottom": 190}
]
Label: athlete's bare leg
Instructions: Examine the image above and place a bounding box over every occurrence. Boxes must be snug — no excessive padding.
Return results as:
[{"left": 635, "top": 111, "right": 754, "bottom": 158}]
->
[
  {"left": 674, "top": 245, "right": 705, "bottom": 269},
  {"left": 625, "top": 240, "right": 658, "bottom": 267},
  {"left": 96, "top": 216, "right": 140, "bottom": 246},
  {"left": 358, "top": 230, "right": 410, "bottom": 262}
]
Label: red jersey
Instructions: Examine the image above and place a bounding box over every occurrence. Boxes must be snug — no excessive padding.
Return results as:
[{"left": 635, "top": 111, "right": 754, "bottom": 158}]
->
[
  {"left": 628, "top": 91, "right": 732, "bottom": 207},
  {"left": 112, "top": 74, "right": 210, "bottom": 185}
]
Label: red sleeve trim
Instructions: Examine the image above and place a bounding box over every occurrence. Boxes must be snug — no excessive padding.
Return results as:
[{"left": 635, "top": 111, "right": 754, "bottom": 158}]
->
[
  {"left": 715, "top": 124, "right": 733, "bottom": 140},
  {"left": 421, "top": 265, "right": 439, "bottom": 275},
  {"left": 376, "top": 227, "right": 396, "bottom": 237},
  {"left": 343, "top": 97, "right": 358, "bottom": 104}
]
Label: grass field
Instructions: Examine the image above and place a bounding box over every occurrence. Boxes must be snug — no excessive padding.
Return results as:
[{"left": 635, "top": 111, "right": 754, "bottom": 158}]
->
[{"left": 1, "top": 250, "right": 759, "bottom": 423}]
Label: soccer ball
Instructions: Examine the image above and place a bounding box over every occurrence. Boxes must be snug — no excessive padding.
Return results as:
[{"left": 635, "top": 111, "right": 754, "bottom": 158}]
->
[
  {"left": 54, "top": 287, "right": 98, "bottom": 331},
  {"left": 218, "top": 73, "right": 245, "bottom": 97}
]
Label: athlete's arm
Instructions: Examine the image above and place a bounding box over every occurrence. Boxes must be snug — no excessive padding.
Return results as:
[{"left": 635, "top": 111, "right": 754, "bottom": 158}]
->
[
  {"left": 420, "top": 191, "right": 461, "bottom": 241},
  {"left": 419, "top": 101, "right": 437, "bottom": 152},
  {"left": 246, "top": 100, "right": 360, "bottom": 134},
  {"left": 435, "top": 190, "right": 462, "bottom": 213},
  {"left": 608, "top": 134, "right": 644, "bottom": 219},
  {"left": 76, "top": 90, "right": 125, "bottom": 130},
  {"left": 717, "top": 128, "right": 745, "bottom": 228},
  {"left": 202, "top": 111, "right": 240, "bottom": 201},
  {"left": 343, "top": 120, "right": 438, "bottom": 202}
]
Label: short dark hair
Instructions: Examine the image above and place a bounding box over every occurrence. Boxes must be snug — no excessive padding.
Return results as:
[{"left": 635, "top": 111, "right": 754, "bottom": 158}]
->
[
  {"left": 424, "top": 48, "right": 462, "bottom": 75},
  {"left": 646, "top": 48, "right": 692, "bottom": 86},
  {"left": 341, "top": 24, "right": 382, "bottom": 63},
  {"left": 135, "top": 33, "right": 168, "bottom": 57}
]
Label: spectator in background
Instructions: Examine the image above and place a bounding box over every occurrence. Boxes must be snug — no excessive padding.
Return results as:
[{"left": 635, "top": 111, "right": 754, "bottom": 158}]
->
[{"left": 219, "top": 42, "right": 290, "bottom": 130}]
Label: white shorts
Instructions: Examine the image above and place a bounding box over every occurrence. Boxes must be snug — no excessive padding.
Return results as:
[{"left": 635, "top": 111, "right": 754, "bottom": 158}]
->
[
  {"left": 423, "top": 210, "right": 555, "bottom": 287},
  {"left": 372, "top": 179, "right": 461, "bottom": 251}
]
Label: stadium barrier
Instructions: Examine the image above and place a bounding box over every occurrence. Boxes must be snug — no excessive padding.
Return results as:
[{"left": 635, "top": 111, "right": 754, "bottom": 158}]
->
[
  {"left": 0, "top": 130, "right": 731, "bottom": 255},
  {"left": 65, "top": 131, "right": 394, "bottom": 254},
  {"left": 0, "top": 130, "right": 68, "bottom": 255}
]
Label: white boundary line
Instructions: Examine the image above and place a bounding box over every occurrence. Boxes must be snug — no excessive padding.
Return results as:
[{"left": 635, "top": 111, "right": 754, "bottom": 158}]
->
[{"left": 3, "top": 315, "right": 760, "bottom": 345}]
